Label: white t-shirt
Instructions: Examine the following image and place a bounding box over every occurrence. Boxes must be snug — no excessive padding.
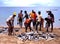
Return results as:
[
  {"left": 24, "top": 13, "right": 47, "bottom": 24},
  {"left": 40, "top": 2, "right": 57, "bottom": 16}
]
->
[
  {"left": 37, "top": 14, "right": 42, "bottom": 22},
  {"left": 6, "top": 15, "right": 14, "bottom": 26},
  {"left": 6, "top": 15, "right": 14, "bottom": 22}
]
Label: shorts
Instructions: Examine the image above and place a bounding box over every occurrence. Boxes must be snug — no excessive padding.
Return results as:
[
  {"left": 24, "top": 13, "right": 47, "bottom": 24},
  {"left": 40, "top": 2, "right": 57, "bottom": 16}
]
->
[{"left": 19, "top": 21, "right": 22, "bottom": 26}]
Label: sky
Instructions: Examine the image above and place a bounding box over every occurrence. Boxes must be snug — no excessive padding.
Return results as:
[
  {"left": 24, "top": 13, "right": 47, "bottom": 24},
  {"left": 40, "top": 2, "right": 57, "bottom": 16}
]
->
[
  {"left": 0, "top": 0, "right": 60, "bottom": 7},
  {"left": 0, "top": 0, "right": 60, "bottom": 28}
]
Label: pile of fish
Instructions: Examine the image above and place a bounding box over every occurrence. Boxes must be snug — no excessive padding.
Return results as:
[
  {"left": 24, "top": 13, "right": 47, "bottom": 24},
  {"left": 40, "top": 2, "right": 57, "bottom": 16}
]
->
[
  {"left": 17, "top": 31, "right": 56, "bottom": 41},
  {"left": 0, "top": 28, "right": 56, "bottom": 41}
]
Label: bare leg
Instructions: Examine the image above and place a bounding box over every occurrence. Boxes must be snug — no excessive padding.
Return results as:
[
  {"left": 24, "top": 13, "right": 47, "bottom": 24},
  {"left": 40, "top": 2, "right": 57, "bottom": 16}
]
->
[{"left": 51, "top": 22, "right": 53, "bottom": 32}]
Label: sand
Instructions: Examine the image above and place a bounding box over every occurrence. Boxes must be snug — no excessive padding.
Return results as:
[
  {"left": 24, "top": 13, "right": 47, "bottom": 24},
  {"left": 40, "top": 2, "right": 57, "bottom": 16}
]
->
[{"left": 0, "top": 27, "right": 60, "bottom": 44}]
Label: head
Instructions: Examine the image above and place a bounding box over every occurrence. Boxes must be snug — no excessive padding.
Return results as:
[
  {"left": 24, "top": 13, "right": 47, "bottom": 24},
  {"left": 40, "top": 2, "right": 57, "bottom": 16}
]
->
[
  {"left": 24, "top": 10, "right": 27, "bottom": 14},
  {"left": 46, "top": 11, "right": 53, "bottom": 16},
  {"left": 13, "top": 12, "right": 16, "bottom": 17},
  {"left": 38, "top": 11, "right": 41, "bottom": 15},
  {"left": 46, "top": 11, "right": 51, "bottom": 14},
  {"left": 32, "top": 10, "right": 35, "bottom": 13},
  {"left": 20, "top": 10, "right": 23, "bottom": 13}
]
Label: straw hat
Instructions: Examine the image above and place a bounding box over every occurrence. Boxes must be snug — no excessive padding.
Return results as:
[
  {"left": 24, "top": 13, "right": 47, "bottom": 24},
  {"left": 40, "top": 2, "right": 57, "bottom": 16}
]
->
[{"left": 13, "top": 12, "right": 16, "bottom": 16}]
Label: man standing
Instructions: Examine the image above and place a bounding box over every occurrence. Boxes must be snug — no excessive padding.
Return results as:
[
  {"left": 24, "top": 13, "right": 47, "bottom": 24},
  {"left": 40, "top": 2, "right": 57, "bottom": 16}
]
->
[
  {"left": 29, "top": 10, "right": 37, "bottom": 30},
  {"left": 36, "top": 11, "right": 43, "bottom": 32},
  {"left": 24, "top": 11, "right": 29, "bottom": 19},
  {"left": 6, "top": 12, "right": 16, "bottom": 35},
  {"left": 17, "top": 10, "right": 23, "bottom": 28}
]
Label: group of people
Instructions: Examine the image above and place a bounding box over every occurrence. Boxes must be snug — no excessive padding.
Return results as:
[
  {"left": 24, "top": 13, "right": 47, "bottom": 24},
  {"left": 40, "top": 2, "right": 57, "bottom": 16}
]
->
[
  {"left": 6, "top": 10, "right": 54, "bottom": 36},
  {"left": 17, "top": 10, "right": 44, "bottom": 32}
]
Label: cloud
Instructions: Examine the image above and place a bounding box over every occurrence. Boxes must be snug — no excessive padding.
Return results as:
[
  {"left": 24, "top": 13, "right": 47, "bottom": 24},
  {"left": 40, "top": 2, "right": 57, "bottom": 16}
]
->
[
  {"left": 3, "top": 0, "right": 38, "bottom": 7},
  {"left": 0, "top": 0, "right": 60, "bottom": 7}
]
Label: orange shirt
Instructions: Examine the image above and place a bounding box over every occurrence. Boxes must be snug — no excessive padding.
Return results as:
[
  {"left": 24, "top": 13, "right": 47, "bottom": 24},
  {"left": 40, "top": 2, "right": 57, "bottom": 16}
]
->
[
  {"left": 30, "top": 12, "right": 34, "bottom": 18},
  {"left": 30, "top": 12, "right": 37, "bottom": 21},
  {"left": 24, "top": 19, "right": 31, "bottom": 24}
]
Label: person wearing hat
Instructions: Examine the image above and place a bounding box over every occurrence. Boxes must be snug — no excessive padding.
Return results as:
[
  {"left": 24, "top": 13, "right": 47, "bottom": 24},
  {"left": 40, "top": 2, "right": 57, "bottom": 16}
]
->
[
  {"left": 6, "top": 12, "right": 16, "bottom": 35},
  {"left": 45, "top": 11, "right": 54, "bottom": 32}
]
